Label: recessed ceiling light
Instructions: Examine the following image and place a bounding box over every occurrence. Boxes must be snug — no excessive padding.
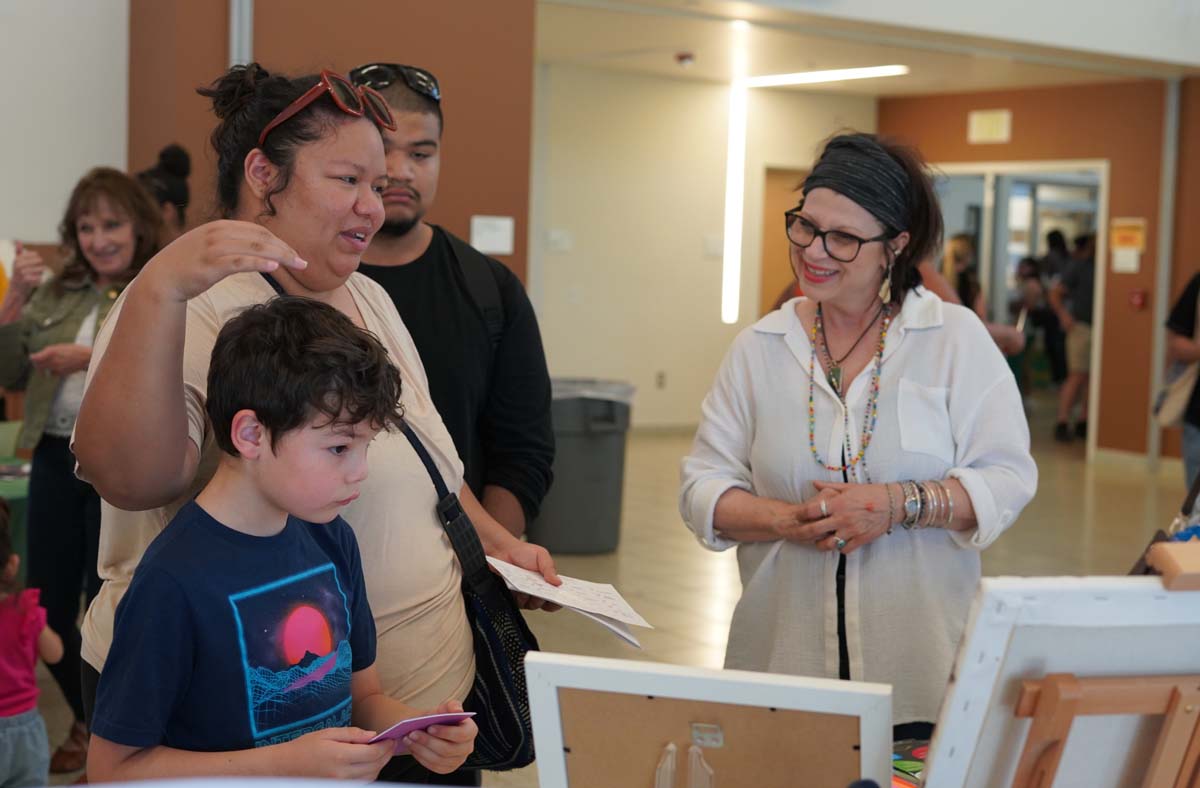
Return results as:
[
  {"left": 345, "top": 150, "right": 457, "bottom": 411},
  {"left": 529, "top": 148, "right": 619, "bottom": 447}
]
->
[{"left": 743, "top": 65, "right": 910, "bottom": 88}]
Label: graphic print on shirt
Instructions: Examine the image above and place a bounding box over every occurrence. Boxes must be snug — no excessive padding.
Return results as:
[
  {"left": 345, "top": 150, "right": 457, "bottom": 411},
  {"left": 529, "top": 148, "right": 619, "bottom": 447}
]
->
[{"left": 228, "top": 563, "right": 353, "bottom": 745}]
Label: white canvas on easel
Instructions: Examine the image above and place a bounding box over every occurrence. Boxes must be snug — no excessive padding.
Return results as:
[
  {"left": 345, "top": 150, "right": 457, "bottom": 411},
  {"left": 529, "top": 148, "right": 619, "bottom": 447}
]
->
[
  {"left": 923, "top": 576, "right": 1200, "bottom": 787},
  {"left": 525, "top": 651, "right": 893, "bottom": 788}
]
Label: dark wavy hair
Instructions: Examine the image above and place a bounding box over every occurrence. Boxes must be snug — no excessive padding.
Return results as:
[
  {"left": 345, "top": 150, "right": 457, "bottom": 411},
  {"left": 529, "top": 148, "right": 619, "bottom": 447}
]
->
[
  {"left": 56, "top": 168, "right": 164, "bottom": 294},
  {"left": 206, "top": 296, "right": 405, "bottom": 456},
  {"left": 137, "top": 143, "right": 191, "bottom": 224},
  {"left": 197, "top": 63, "right": 383, "bottom": 219}
]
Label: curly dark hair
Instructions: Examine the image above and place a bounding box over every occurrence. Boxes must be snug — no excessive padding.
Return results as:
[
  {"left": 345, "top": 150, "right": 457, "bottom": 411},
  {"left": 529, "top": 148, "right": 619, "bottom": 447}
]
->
[
  {"left": 56, "top": 168, "right": 164, "bottom": 294},
  {"left": 206, "top": 297, "right": 405, "bottom": 455},
  {"left": 197, "top": 63, "right": 384, "bottom": 219}
]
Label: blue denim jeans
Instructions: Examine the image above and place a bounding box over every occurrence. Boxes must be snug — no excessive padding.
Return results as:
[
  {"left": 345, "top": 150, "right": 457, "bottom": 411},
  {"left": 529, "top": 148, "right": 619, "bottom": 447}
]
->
[
  {"left": 0, "top": 709, "right": 50, "bottom": 788},
  {"left": 1184, "top": 422, "right": 1200, "bottom": 513}
]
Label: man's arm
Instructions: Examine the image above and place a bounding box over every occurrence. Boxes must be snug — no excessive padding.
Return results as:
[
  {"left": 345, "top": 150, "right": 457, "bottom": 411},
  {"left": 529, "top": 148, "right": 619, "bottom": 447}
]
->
[{"left": 477, "top": 265, "right": 555, "bottom": 537}]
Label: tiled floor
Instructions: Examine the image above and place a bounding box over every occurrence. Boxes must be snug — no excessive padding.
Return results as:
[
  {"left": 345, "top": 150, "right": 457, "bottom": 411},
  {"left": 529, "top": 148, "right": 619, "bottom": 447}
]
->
[{"left": 37, "top": 393, "right": 1190, "bottom": 786}]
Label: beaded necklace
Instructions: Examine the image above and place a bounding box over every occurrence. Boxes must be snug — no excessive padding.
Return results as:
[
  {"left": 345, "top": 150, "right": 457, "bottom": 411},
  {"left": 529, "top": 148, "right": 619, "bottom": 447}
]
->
[
  {"left": 818, "top": 301, "right": 885, "bottom": 395},
  {"left": 808, "top": 302, "right": 892, "bottom": 474}
]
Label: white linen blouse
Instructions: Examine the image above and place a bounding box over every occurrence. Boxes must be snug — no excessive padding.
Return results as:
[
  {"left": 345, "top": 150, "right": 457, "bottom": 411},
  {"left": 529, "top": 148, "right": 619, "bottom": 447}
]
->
[{"left": 679, "top": 291, "right": 1037, "bottom": 724}]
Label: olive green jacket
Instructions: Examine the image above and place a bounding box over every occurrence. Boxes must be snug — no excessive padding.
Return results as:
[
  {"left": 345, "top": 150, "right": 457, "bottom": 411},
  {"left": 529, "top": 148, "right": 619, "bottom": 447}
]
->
[{"left": 0, "top": 281, "right": 121, "bottom": 451}]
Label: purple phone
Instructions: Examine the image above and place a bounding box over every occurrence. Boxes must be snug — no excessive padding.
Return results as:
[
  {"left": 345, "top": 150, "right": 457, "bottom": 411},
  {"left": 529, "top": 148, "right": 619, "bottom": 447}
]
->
[{"left": 368, "top": 711, "right": 476, "bottom": 752}]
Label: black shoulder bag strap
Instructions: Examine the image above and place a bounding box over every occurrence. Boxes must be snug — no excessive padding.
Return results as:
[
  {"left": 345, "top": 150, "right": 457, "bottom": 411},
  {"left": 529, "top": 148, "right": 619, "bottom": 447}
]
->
[
  {"left": 260, "top": 273, "right": 286, "bottom": 295},
  {"left": 444, "top": 230, "right": 505, "bottom": 352},
  {"left": 399, "top": 421, "right": 489, "bottom": 581}
]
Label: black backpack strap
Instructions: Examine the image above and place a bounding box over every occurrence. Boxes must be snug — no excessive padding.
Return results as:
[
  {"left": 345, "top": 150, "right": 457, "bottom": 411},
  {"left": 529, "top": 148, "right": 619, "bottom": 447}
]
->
[
  {"left": 399, "top": 421, "right": 488, "bottom": 577},
  {"left": 444, "top": 230, "right": 505, "bottom": 351}
]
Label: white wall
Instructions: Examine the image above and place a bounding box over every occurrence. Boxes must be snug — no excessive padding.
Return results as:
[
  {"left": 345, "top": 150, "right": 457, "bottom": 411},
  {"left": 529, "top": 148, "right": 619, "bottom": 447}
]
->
[
  {"left": 758, "top": 0, "right": 1200, "bottom": 68},
  {"left": 0, "top": 0, "right": 129, "bottom": 243},
  {"left": 532, "top": 64, "right": 875, "bottom": 427}
]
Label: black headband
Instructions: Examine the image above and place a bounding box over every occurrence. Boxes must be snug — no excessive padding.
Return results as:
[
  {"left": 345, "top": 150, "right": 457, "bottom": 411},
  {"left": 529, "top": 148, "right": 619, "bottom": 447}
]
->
[{"left": 803, "top": 134, "right": 910, "bottom": 233}]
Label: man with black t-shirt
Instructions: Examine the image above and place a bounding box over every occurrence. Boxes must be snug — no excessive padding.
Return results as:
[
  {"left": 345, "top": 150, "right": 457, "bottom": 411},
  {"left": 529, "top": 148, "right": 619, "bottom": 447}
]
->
[
  {"left": 1167, "top": 271, "right": 1200, "bottom": 497},
  {"left": 350, "top": 63, "right": 553, "bottom": 545}
]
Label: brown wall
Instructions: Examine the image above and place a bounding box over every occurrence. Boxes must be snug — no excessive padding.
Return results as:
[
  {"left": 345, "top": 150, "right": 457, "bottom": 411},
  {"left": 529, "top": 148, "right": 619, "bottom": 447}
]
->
[
  {"left": 127, "top": 1, "right": 535, "bottom": 281},
  {"left": 878, "top": 81, "right": 1168, "bottom": 454},
  {"left": 128, "top": 1, "right": 228, "bottom": 232},
  {"left": 253, "top": 0, "right": 535, "bottom": 281}
]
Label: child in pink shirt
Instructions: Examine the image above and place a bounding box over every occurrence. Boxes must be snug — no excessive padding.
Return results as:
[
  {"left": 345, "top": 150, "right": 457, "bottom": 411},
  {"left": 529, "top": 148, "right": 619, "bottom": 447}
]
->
[{"left": 0, "top": 498, "right": 64, "bottom": 788}]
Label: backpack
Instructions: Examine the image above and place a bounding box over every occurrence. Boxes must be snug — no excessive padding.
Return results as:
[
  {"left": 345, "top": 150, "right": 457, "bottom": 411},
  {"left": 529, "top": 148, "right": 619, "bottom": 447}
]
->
[{"left": 444, "top": 229, "right": 504, "bottom": 352}]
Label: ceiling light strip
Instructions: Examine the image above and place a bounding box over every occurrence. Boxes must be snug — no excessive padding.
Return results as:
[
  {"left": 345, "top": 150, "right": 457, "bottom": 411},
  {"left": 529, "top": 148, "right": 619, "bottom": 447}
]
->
[{"left": 743, "top": 65, "right": 910, "bottom": 88}]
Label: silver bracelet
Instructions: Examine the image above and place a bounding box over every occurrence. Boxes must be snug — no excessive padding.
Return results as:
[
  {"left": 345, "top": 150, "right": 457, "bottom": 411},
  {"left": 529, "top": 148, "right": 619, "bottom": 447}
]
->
[
  {"left": 884, "top": 483, "right": 897, "bottom": 535},
  {"left": 901, "top": 481, "right": 920, "bottom": 528},
  {"left": 926, "top": 479, "right": 945, "bottom": 527},
  {"left": 918, "top": 482, "right": 934, "bottom": 529},
  {"left": 933, "top": 480, "right": 954, "bottom": 528}
]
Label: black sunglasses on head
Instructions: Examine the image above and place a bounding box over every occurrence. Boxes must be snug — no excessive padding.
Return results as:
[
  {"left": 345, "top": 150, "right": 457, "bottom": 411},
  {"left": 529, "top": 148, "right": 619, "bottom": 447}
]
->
[{"left": 349, "top": 63, "right": 441, "bottom": 103}]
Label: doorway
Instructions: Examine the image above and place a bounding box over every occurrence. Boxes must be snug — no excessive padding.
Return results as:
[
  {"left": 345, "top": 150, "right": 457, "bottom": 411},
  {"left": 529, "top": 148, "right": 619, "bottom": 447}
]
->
[
  {"left": 758, "top": 167, "right": 808, "bottom": 317},
  {"left": 937, "top": 160, "right": 1110, "bottom": 463}
]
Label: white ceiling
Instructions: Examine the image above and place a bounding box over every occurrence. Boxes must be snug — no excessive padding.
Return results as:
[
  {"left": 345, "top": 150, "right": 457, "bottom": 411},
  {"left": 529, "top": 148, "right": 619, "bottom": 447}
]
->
[{"left": 536, "top": 0, "right": 1186, "bottom": 97}]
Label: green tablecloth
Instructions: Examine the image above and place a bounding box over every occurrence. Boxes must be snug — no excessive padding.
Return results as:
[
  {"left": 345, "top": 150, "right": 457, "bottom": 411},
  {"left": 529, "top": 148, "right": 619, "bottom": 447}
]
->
[{"left": 0, "top": 458, "right": 29, "bottom": 582}]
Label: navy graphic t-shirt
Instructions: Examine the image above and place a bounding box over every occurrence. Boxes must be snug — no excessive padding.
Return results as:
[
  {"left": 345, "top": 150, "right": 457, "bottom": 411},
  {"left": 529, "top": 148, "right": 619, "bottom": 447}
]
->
[{"left": 92, "top": 501, "right": 377, "bottom": 751}]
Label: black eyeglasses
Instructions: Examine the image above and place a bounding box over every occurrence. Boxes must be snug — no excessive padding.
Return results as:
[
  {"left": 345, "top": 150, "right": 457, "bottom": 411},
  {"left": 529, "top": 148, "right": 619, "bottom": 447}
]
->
[
  {"left": 784, "top": 209, "right": 892, "bottom": 263},
  {"left": 349, "top": 63, "right": 441, "bottom": 103}
]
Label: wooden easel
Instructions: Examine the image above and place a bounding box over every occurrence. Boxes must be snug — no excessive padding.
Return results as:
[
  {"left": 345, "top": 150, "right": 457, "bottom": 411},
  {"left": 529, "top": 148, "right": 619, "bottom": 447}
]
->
[{"left": 1010, "top": 542, "right": 1200, "bottom": 788}]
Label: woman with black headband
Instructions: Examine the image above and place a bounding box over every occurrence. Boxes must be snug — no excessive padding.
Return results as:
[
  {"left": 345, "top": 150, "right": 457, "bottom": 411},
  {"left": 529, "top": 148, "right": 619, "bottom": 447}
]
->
[{"left": 681, "top": 133, "right": 1037, "bottom": 734}]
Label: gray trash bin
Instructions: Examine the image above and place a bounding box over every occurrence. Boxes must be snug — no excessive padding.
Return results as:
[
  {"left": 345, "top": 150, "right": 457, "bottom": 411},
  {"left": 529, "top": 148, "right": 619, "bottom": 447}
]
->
[{"left": 528, "top": 379, "right": 635, "bottom": 554}]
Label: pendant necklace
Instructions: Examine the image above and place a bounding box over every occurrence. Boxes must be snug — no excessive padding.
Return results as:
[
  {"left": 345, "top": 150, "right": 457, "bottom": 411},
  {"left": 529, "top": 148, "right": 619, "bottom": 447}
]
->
[{"left": 817, "top": 301, "right": 885, "bottom": 396}]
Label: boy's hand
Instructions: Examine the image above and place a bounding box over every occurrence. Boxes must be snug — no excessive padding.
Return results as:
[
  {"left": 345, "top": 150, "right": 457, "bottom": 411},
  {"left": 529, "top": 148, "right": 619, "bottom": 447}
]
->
[
  {"left": 283, "top": 727, "right": 393, "bottom": 781},
  {"left": 405, "top": 700, "right": 478, "bottom": 775}
]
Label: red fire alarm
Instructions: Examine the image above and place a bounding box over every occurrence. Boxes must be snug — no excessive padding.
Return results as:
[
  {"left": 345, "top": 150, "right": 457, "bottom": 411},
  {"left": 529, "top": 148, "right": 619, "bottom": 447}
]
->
[{"left": 1128, "top": 289, "right": 1148, "bottom": 310}]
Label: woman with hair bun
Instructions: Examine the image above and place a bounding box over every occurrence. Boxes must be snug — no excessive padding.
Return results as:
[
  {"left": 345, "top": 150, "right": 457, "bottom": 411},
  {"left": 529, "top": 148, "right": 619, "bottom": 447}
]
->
[
  {"left": 681, "top": 132, "right": 1037, "bottom": 736},
  {"left": 136, "top": 144, "right": 191, "bottom": 241},
  {"left": 74, "top": 63, "right": 558, "bottom": 784}
]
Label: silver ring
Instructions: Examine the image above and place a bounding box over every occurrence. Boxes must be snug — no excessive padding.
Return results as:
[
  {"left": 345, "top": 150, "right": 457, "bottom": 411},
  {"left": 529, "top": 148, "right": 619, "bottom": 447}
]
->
[
  {"left": 834, "top": 537, "right": 847, "bottom": 550},
  {"left": 819, "top": 499, "right": 829, "bottom": 518}
]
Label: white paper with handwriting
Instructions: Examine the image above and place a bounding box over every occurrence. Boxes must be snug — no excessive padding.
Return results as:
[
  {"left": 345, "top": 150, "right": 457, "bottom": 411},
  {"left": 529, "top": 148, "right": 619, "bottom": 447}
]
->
[{"left": 486, "top": 557, "right": 652, "bottom": 648}]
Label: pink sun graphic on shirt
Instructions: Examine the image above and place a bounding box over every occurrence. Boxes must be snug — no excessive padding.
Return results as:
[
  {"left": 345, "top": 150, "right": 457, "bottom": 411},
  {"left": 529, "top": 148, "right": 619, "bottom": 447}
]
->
[{"left": 281, "top": 604, "right": 333, "bottom": 665}]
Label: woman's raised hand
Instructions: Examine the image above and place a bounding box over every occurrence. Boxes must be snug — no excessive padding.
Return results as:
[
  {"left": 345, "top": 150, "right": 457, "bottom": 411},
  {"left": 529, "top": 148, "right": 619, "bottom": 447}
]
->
[
  {"left": 9, "top": 243, "right": 46, "bottom": 298},
  {"left": 141, "top": 220, "right": 307, "bottom": 302}
]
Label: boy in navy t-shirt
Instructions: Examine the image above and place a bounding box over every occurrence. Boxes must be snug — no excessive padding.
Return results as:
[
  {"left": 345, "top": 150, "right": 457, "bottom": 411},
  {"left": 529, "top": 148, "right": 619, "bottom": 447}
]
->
[{"left": 87, "top": 297, "right": 477, "bottom": 782}]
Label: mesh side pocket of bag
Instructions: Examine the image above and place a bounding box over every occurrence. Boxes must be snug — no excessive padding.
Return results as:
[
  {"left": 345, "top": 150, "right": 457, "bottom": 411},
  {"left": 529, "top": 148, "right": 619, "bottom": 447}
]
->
[{"left": 461, "top": 579, "right": 539, "bottom": 770}]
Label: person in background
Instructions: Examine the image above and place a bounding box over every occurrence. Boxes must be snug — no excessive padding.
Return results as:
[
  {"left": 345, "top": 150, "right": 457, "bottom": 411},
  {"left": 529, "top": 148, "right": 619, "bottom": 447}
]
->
[
  {"left": 1039, "top": 230, "right": 1070, "bottom": 384},
  {"left": 349, "top": 62, "right": 554, "bottom": 541},
  {"left": 0, "top": 497, "right": 66, "bottom": 788},
  {"left": 0, "top": 168, "right": 163, "bottom": 774},
  {"left": 1166, "top": 271, "right": 1200, "bottom": 495},
  {"left": 681, "top": 132, "right": 1036, "bottom": 736},
  {"left": 937, "top": 233, "right": 1024, "bottom": 356},
  {"left": 136, "top": 144, "right": 191, "bottom": 243},
  {"left": 1008, "top": 257, "right": 1048, "bottom": 396},
  {"left": 1049, "top": 233, "right": 1096, "bottom": 442},
  {"left": 943, "top": 233, "right": 985, "bottom": 318}
]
